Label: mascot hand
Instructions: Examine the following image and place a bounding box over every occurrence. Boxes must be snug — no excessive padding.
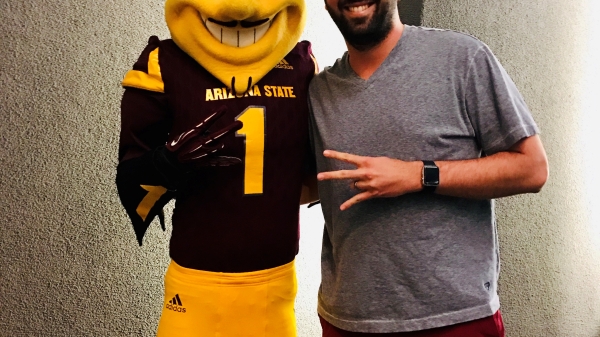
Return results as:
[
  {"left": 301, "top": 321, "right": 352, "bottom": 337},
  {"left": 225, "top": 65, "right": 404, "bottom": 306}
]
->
[
  {"left": 152, "top": 105, "right": 243, "bottom": 190},
  {"left": 167, "top": 105, "right": 243, "bottom": 166}
]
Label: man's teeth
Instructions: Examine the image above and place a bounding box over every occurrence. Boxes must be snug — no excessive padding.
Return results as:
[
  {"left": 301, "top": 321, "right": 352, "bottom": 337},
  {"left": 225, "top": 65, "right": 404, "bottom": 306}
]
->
[{"left": 348, "top": 4, "right": 370, "bottom": 12}]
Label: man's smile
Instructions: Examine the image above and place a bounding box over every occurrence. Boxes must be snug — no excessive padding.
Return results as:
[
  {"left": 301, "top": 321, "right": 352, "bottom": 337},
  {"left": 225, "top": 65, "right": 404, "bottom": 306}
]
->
[
  {"left": 345, "top": 2, "right": 374, "bottom": 12},
  {"left": 341, "top": 1, "right": 376, "bottom": 18},
  {"left": 348, "top": 4, "right": 371, "bottom": 12}
]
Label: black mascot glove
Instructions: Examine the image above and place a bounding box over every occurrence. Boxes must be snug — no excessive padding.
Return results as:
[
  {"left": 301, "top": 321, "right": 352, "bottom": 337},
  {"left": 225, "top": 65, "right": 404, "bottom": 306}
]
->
[{"left": 153, "top": 105, "right": 243, "bottom": 190}]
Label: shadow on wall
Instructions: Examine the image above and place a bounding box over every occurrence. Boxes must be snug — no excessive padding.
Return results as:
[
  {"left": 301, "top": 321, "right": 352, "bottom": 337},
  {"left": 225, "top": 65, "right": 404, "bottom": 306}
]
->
[{"left": 398, "top": 0, "right": 423, "bottom": 26}]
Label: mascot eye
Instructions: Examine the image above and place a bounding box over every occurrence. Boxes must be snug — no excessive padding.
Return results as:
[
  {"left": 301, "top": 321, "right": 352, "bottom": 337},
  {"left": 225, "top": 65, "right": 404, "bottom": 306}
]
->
[
  {"left": 240, "top": 18, "right": 270, "bottom": 28},
  {"left": 208, "top": 18, "right": 238, "bottom": 28}
]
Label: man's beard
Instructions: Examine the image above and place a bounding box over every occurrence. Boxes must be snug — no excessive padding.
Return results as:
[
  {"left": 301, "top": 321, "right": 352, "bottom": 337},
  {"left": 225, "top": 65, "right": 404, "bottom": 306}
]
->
[{"left": 326, "top": 0, "right": 396, "bottom": 51}]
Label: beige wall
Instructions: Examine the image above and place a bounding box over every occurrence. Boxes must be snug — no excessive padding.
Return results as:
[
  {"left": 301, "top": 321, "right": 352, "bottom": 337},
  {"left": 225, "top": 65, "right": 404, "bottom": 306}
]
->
[
  {"left": 1, "top": 0, "right": 172, "bottom": 334},
  {"left": 422, "top": 0, "right": 600, "bottom": 336},
  {"left": 1, "top": 0, "right": 599, "bottom": 336}
]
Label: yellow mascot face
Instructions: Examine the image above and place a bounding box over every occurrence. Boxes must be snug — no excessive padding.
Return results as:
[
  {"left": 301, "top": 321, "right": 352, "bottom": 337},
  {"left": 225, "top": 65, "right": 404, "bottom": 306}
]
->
[{"left": 165, "top": 0, "right": 307, "bottom": 95}]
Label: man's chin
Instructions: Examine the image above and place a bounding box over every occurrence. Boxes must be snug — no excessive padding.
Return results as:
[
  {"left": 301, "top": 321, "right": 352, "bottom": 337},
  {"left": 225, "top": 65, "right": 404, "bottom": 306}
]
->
[
  {"left": 346, "top": 15, "right": 371, "bottom": 29},
  {"left": 341, "top": 22, "right": 393, "bottom": 51},
  {"left": 345, "top": 37, "right": 379, "bottom": 51}
]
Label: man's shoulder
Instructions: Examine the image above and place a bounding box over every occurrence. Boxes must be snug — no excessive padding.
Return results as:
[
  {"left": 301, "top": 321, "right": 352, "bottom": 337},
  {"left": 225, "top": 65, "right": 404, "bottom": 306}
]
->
[
  {"left": 409, "top": 25, "right": 484, "bottom": 44},
  {"left": 407, "top": 25, "right": 487, "bottom": 55},
  {"left": 310, "top": 54, "right": 348, "bottom": 87}
]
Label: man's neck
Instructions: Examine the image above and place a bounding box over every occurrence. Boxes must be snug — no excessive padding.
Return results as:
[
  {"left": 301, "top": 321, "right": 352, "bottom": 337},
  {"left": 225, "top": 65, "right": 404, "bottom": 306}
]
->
[{"left": 347, "top": 20, "right": 404, "bottom": 80}]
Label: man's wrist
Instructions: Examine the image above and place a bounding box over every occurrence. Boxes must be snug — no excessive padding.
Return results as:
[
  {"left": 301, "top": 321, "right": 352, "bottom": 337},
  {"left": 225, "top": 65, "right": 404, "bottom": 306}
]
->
[{"left": 410, "top": 161, "right": 426, "bottom": 193}]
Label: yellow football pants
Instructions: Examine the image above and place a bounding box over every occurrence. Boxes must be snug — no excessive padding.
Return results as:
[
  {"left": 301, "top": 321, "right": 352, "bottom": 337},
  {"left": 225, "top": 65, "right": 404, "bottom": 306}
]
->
[{"left": 156, "top": 259, "right": 298, "bottom": 337}]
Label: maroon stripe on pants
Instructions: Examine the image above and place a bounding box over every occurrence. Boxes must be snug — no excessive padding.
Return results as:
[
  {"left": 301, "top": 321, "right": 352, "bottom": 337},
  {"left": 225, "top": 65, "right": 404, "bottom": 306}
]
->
[{"left": 320, "top": 310, "right": 505, "bottom": 337}]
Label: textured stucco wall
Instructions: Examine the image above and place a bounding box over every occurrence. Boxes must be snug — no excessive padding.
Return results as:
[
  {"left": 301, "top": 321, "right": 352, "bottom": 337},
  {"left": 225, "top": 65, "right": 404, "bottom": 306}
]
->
[
  {"left": 422, "top": 1, "right": 600, "bottom": 336},
  {"left": 1, "top": 0, "right": 173, "bottom": 334}
]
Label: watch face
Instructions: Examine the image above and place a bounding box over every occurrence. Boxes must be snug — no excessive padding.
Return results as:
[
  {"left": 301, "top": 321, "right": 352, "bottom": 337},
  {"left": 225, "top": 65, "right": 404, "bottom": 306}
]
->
[{"left": 423, "top": 165, "right": 439, "bottom": 186}]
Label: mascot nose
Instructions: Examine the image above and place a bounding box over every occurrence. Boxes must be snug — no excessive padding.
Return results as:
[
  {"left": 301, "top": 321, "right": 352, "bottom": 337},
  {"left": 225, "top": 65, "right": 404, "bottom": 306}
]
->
[{"left": 217, "top": 1, "right": 255, "bottom": 21}]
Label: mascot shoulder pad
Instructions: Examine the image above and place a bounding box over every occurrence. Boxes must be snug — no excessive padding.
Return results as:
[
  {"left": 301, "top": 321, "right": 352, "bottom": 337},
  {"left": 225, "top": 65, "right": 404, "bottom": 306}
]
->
[
  {"left": 122, "top": 36, "right": 165, "bottom": 93},
  {"left": 293, "top": 40, "right": 319, "bottom": 75}
]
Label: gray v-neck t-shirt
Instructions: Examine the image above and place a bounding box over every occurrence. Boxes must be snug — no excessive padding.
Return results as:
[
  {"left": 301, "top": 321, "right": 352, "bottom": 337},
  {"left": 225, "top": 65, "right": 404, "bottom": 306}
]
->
[{"left": 308, "top": 25, "right": 538, "bottom": 333}]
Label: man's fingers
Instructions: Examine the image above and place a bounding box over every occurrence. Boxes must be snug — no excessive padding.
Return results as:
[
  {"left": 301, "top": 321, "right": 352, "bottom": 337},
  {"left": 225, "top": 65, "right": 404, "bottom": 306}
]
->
[
  {"left": 340, "top": 191, "right": 373, "bottom": 211},
  {"left": 323, "top": 150, "right": 365, "bottom": 165},
  {"left": 317, "top": 170, "right": 362, "bottom": 181}
]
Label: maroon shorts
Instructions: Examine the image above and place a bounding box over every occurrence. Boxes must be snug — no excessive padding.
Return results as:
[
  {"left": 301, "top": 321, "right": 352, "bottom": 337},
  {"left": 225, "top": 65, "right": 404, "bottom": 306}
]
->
[{"left": 320, "top": 310, "right": 505, "bottom": 337}]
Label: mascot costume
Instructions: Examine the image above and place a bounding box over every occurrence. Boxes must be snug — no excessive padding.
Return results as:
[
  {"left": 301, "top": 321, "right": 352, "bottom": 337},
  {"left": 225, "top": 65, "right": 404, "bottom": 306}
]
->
[{"left": 115, "top": 0, "right": 317, "bottom": 335}]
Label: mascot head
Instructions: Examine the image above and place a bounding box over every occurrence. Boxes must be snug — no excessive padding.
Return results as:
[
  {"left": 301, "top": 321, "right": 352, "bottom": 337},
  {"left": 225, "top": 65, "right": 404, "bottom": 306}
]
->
[{"left": 165, "top": 0, "right": 306, "bottom": 95}]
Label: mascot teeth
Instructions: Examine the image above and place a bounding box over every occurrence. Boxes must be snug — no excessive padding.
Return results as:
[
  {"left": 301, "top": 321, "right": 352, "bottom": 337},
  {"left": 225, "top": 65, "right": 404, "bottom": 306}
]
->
[
  {"left": 164, "top": 0, "right": 307, "bottom": 93},
  {"left": 202, "top": 15, "right": 276, "bottom": 48}
]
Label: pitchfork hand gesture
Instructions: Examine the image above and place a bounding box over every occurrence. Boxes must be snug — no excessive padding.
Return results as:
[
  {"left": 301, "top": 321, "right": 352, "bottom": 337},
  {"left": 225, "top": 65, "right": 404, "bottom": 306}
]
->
[{"left": 317, "top": 150, "right": 423, "bottom": 211}]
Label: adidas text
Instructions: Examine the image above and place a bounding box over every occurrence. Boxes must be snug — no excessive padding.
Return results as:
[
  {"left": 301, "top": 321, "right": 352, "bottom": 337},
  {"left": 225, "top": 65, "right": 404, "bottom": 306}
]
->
[{"left": 166, "top": 303, "right": 187, "bottom": 313}]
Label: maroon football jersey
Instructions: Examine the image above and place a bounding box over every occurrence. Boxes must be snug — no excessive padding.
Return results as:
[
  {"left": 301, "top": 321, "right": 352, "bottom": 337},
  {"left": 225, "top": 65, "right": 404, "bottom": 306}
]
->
[{"left": 120, "top": 38, "right": 316, "bottom": 272}]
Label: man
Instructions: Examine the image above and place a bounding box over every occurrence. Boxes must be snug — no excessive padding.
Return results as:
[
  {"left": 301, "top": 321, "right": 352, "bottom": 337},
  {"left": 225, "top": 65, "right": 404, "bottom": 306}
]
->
[
  {"left": 308, "top": 0, "right": 548, "bottom": 336},
  {"left": 115, "top": 0, "right": 318, "bottom": 336}
]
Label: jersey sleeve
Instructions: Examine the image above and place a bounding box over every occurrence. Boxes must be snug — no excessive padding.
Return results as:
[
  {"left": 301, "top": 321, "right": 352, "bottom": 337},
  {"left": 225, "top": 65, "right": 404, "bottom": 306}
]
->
[
  {"left": 464, "top": 44, "right": 540, "bottom": 156},
  {"left": 116, "top": 36, "right": 174, "bottom": 245},
  {"left": 309, "top": 48, "right": 319, "bottom": 75},
  {"left": 297, "top": 40, "right": 319, "bottom": 76}
]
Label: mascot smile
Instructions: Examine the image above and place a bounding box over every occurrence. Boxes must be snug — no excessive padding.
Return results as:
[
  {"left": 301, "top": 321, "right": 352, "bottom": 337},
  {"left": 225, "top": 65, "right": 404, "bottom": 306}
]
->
[
  {"left": 166, "top": 0, "right": 306, "bottom": 94},
  {"left": 116, "top": 0, "right": 316, "bottom": 336}
]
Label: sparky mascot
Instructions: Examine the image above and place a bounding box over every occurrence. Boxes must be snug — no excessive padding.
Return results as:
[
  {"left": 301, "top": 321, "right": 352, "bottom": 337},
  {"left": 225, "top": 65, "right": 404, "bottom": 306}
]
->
[{"left": 115, "top": 0, "right": 317, "bottom": 335}]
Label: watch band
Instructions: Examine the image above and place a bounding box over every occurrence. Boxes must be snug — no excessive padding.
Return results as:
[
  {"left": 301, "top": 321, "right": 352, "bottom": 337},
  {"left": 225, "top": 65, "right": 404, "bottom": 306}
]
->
[
  {"left": 422, "top": 160, "right": 439, "bottom": 193},
  {"left": 422, "top": 184, "right": 437, "bottom": 193}
]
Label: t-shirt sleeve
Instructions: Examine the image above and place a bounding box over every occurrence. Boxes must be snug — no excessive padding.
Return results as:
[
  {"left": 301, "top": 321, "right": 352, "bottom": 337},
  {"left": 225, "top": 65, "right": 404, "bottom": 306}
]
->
[{"left": 465, "top": 44, "right": 539, "bottom": 156}]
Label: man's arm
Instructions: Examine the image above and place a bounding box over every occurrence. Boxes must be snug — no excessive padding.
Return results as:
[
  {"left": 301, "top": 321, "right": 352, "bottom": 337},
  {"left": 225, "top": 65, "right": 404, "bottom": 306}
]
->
[
  {"left": 317, "top": 135, "right": 548, "bottom": 210},
  {"left": 436, "top": 134, "right": 548, "bottom": 198}
]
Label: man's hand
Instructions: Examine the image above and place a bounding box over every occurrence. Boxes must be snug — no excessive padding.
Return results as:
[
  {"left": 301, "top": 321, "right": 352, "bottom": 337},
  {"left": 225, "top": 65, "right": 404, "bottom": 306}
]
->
[
  {"left": 167, "top": 105, "right": 243, "bottom": 166},
  {"left": 317, "top": 150, "right": 422, "bottom": 210}
]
